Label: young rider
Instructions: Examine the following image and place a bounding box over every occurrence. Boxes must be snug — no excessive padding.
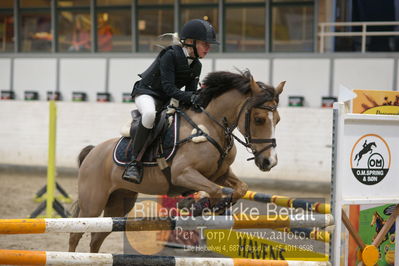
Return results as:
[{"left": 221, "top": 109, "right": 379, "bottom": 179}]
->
[{"left": 123, "top": 19, "right": 219, "bottom": 184}]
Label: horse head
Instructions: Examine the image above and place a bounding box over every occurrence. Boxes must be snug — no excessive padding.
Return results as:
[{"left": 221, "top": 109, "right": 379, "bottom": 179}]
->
[
  {"left": 236, "top": 75, "right": 285, "bottom": 171},
  {"left": 199, "top": 70, "right": 284, "bottom": 172},
  {"left": 370, "top": 212, "right": 383, "bottom": 227}
]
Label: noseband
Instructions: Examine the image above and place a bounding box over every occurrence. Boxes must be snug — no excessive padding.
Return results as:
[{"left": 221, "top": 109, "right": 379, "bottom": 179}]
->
[{"left": 202, "top": 97, "right": 277, "bottom": 161}]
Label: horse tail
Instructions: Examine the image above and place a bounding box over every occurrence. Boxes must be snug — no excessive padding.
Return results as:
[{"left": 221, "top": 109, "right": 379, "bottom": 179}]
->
[{"left": 78, "top": 145, "right": 95, "bottom": 167}]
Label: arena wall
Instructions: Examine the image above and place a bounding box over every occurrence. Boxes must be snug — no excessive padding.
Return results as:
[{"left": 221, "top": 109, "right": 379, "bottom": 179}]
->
[
  {"left": 0, "top": 101, "right": 332, "bottom": 183},
  {"left": 1, "top": 55, "right": 397, "bottom": 107}
]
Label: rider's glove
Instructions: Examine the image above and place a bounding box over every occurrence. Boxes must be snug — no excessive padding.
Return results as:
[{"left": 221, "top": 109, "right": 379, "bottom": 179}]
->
[
  {"left": 190, "top": 93, "right": 202, "bottom": 112},
  {"left": 190, "top": 94, "right": 200, "bottom": 106}
]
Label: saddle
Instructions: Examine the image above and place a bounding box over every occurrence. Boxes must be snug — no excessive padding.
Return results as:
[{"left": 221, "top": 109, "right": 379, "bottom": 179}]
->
[
  {"left": 113, "top": 107, "right": 209, "bottom": 197},
  {"left": 113, "top": 109, "right": 179, "bottom": 167}
]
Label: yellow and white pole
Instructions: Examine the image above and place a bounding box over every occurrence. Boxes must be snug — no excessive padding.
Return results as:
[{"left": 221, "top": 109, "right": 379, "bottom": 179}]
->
[{"left": 46, "top": 101, "right": 57, "bottom": 218}]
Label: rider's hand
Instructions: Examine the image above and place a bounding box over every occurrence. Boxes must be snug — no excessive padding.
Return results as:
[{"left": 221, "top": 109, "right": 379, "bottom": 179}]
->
[
  {"left": 190, "top": 94, "right": 202, "bottom": 112},
  {"left": 190, "top": 94, "right": 200, "bottom": 106}
]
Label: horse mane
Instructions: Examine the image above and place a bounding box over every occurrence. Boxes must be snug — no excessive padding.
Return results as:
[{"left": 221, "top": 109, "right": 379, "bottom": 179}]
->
[{"left": 198, "top": 70, "right": 278, "bottom": 108}]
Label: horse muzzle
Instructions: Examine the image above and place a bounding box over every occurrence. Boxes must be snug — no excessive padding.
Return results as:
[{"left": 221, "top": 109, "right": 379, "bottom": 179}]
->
[{"left": 255, "top": 154, "right": 278, "bottom": 171}]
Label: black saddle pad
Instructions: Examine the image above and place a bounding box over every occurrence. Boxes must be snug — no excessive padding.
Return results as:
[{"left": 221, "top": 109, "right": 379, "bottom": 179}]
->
[{"left": 113, "top": 113, "right": 178, "bottom": 167}]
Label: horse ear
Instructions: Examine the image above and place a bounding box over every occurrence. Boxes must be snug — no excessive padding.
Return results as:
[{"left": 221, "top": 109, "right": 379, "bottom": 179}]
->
[
  {"left": 250, "top": 76, "right": 263, "bottom": 94},
  {"left": 275, "top": 81, "right": 286, "bottom": 96}
]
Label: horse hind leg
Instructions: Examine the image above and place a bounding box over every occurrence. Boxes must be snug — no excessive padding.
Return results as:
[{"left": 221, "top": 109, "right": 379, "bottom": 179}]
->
[
  {"left": 68, "top": 203, "right": 84, "bottom": 252},
  {"left": 89, "top": 189, "right": 138, "bottom": 253},
  {"left": 68, "top": 187, "right": 110, "bottom": 252}
]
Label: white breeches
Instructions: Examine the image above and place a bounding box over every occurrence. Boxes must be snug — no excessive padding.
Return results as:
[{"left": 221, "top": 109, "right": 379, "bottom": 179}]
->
[{"left": 135, "top": 94, "right": 156, "bottom": 129}]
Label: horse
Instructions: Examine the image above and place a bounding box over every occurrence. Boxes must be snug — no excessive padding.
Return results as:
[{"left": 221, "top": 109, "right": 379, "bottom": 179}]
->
[
  {"left": 354, "top": 141, "right": 376, "bottom": 166},
  {"left": 68, "top": 70, "right": 285, "bottom": 253}
]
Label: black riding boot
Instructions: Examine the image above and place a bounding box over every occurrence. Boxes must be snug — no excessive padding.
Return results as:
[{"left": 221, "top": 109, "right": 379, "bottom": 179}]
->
[{"left": 122, "top": 122, "right": 150, "bottom": 184}]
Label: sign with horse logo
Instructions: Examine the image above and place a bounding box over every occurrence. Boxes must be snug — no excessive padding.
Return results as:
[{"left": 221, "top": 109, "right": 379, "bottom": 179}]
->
[{"left": 350, "top": 134, "right": 391, "bottom": 185}]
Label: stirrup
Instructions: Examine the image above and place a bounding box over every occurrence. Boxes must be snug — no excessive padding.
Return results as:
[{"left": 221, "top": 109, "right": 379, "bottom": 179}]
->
[{"left": 122, "top": 161, "right": 143, "bottom": 184}]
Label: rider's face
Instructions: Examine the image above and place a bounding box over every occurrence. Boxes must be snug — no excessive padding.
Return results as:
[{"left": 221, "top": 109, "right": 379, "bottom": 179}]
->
[
  {"left": 195, "top": 40, "right": 210, "bottom": 58},
  {"left": 185, "top": 39, "right": 210, "bottom": 58}
]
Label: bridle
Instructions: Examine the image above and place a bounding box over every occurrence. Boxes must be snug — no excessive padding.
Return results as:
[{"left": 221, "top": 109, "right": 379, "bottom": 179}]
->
[
  {"left": 242, "top": 102, "right": 277, "bottom": 161},
  {"left": 200, "top": 96, "right": 278, "bottom": 161}
]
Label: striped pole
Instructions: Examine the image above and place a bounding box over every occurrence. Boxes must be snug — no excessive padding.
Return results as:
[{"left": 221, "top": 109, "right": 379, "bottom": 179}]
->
[
  {"left": 0, "top": 249, "right": 332, "bottom": 266},
  {"left": 218, "top": 188, "right": 331, "bottom": 243},
  {"left": 0, "top": 214, "right": 334, "bottom": 234},
  {"left": 222, "top": 188, "right": 331, "bottom": 214}
]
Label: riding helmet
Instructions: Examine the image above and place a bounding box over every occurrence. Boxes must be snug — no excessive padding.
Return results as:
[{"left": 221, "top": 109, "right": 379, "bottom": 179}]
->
[{"left": 180, "top": 19, "right": 219, "bottom": 44}]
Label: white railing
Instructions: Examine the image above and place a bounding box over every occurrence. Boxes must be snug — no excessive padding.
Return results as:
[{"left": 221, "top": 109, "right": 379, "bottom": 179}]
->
[{"left": 319, "top": 21, "right": 399, "bottom": 53}]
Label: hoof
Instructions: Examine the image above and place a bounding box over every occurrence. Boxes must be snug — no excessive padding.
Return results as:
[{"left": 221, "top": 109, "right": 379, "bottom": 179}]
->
[
  {"left": 177, "top": 197, "right": 195, "bottom": 210},
  {"left": 191, "top": 197, "right": 211, "bottom": 216},
  {"left": 212, "top": 196, "right": 233, "bottom": 215}
]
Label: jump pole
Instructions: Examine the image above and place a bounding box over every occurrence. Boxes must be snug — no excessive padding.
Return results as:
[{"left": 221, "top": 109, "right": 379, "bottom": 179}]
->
[
  {"left": 0, "top": 249, "right": 332, "bottom": 266},
  {"left": 221, "top": 187, "right": 331, "bottom": 214},
  {"left": 0, "top": 214, "right": 334, "bottom": 234}
]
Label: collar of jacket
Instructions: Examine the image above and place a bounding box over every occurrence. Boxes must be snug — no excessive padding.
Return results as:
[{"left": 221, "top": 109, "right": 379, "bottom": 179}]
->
[{"left": 182, "top": 46, "right": 194, "bottom": 65}]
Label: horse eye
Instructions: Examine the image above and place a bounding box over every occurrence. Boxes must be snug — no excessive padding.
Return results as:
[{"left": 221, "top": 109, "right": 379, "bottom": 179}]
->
[{"left": 254, "top": 117, "right": 265, "bottom": 125}]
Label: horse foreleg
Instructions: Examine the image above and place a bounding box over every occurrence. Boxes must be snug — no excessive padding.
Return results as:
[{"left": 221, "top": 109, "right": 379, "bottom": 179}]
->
[
  {"left": 172, "top": 167, "right": 223, "bottom": 206},
  {"left": 216, "top": 168, "right": 248, "bottom": 204}
]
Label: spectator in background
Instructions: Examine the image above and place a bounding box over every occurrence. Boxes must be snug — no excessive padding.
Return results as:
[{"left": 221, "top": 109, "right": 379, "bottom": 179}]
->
[
  {"left": 69, "top": 15, "right": 91, "bottom": 52},
  {"left": 98, "top": 13, "right": 113, "bottom": 52}
]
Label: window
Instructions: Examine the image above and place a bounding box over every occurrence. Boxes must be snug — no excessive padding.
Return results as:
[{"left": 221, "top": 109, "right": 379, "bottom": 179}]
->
[
  {"left": 181, "top": 0, "right": 217, "bottom": 3},
  {"left": 1, "top": 0, "right": 321, "bottom": 54},
  {"left": 273, "top": 0, "right": 310, "bottom": 2},
  {"left": 0, "top": 1, "right": 13, "bottom": 8},
  {"left": 18, "top": 1, "right": 52, "bottom": 53},
  {"left": 97, "top": 0, "right": 131, "bottom": 6},
  {"left": 138, "top": 0, "right": 173, "bottom": 4},
  {"left": 137, "top": 8, "right": 174, "bottom": 52},
  {"left": 20, "top": 12, "right": 52, "bottom": 52},
  {"left": 58, "top": 12, "right": 91, "bottom": 52},
  {"left": 20, "top": 0, "right": 51, "bottom": 8},
  {"left": 225, "top": 7, "right": 265, "bottom": 52},
  {"left": 97, "top": 11, "right": 131, "bottom": 52},
  {"left": 180, "top": 8, "right": 218, "bottom": 29},
  {"left": 0, "top": 13, "right": 14, "bottom": 52},
  {"left": 271, "top": 2, "right": 314, "bottom": 52},
  {"left": 225, "top": 0, "right": 264, "bottom": 2},
  {"left": 57, "top": 0, "right": 90, "bottom": 7},
  {"left": 0, "top": 0, "right": 13, "bottom": 52}
]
